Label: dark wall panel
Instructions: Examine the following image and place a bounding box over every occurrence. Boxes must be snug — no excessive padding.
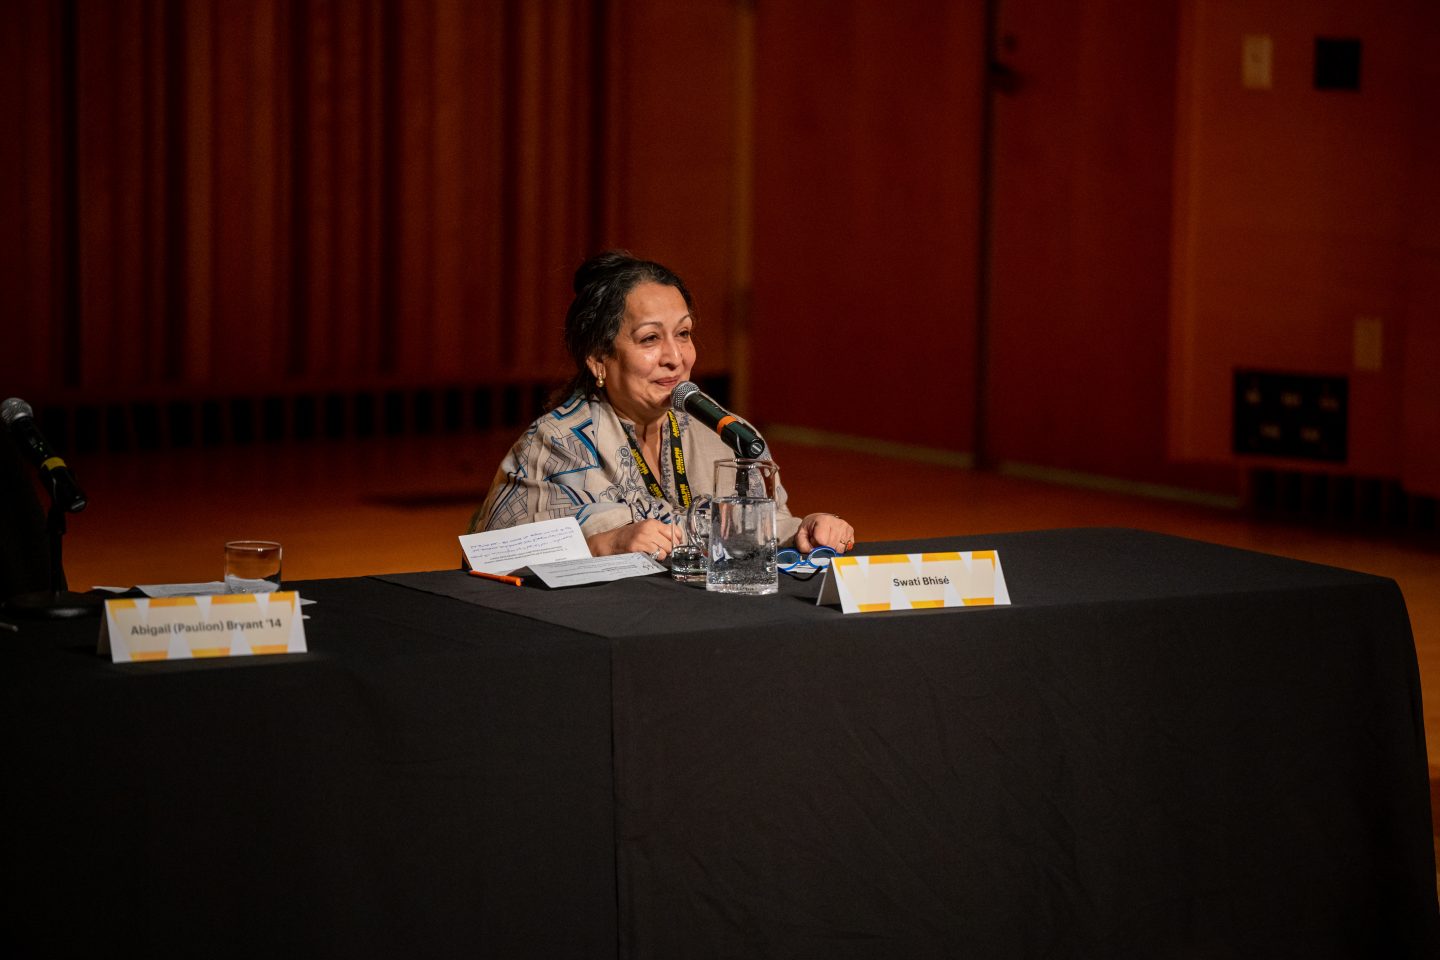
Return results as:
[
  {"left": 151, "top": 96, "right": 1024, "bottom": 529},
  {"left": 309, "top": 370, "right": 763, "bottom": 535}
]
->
[
  {"left": 986, "top": 0, "right": 1233, "bottom": 494},
  {"left": 750, "top": 0, "right": 986, "bottom": 452},
  {"left": 602, "top": 0, "right": 746, "bottom": 385}
]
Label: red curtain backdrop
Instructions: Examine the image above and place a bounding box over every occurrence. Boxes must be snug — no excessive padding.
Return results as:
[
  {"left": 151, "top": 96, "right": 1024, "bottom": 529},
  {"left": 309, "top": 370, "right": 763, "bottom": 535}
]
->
[{"left": 3, "top": 0, "right": 626, "bottom": 400}]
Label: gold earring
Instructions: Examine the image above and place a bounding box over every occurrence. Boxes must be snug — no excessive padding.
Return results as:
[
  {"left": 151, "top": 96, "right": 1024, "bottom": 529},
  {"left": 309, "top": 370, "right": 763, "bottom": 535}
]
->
[{"left": 596, "top": 372, "right": 605, "bottom": 388}]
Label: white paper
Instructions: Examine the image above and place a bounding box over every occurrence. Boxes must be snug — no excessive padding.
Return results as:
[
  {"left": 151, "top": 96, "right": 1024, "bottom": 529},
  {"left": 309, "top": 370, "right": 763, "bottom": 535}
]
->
[
  {"left": 528, "top": 553, "right": 666, "bottom": 589},
  {"left": 94, "top": 583, "right": 226, "bottom": 597},
  {"left": 138, "top": 581, "right": 229, "bottom": 598},
  {"left": 458, "top": 517, "right": 592, "bottom": 575},
  {"left": 94, "top": 583, "right": 316, "bottom": 604}
]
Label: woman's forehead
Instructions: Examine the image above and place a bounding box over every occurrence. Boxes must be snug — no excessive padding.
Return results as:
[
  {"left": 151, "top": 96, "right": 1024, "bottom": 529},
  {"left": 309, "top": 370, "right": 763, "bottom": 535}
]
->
[{"left": 622, "top": 282, "right": 690, "bottom": 326}]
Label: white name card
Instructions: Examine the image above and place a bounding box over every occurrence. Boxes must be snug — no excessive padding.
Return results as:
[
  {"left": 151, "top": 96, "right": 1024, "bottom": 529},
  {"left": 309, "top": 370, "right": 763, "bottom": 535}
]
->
[
  {"left": 99, "top": 592, "right": 308, "bottom": 663},
  {"left": 817, "top": 550, "right": 1011, "bottom": 614}
]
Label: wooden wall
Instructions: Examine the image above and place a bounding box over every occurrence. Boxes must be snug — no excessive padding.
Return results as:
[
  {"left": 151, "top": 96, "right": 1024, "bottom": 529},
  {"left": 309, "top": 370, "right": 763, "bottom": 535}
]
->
[
  {"left": 1400, "top": 8, "right": 1440, "bottom": 496},
  {"left": 1170, "top": 0, "right": 1439, "bottom": 493},
  {"left": 0, "top": 0, "right": 729, "bottom": 405},
  {"left": 4, "top": 0, "right": 1435, "bottom": 501},
  {"left": 604, "top": 0, "right": 748, "bottom": 388},
  {"left": 749, "top": 0, "right": 985, "bottom": 453},
  {"left": 983, "top": 0, "right": 1235, "bottom": 494}
]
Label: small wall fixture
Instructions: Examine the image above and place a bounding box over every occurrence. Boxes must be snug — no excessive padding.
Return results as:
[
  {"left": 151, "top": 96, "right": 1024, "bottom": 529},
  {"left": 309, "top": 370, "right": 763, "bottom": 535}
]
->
[{"left": 1314, "top": 37, "right": 1362, "bottom": 91}]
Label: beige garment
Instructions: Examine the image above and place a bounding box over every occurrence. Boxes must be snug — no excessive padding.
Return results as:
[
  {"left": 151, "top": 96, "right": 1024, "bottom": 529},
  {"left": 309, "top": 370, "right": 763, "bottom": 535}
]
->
[{"left": 469, "top": 394, "right": 802, "bottom": 543}]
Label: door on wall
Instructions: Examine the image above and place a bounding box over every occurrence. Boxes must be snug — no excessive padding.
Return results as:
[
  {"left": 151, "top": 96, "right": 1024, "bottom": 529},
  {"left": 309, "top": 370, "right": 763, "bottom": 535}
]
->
[
  {"left": 749, "top": 0, "right": 987, "bottom": 453},
  {"left": 982, "top": 0, "right": 1224, "bottom": 490}
]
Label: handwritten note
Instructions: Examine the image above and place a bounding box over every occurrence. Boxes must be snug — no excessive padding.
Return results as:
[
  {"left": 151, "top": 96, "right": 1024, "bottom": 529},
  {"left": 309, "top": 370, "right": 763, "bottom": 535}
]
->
[
  {"left": 529, "top": 553, "right": 666, "bottom": 589},
  {"left": 458, "top": 517, "right": 592, "bottom": 575}
]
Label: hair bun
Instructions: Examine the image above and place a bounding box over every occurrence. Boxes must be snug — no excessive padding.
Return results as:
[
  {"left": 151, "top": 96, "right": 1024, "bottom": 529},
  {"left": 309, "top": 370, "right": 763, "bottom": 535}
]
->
[{"left": 573, "top": 249, "right": 635, "bottom": 295}]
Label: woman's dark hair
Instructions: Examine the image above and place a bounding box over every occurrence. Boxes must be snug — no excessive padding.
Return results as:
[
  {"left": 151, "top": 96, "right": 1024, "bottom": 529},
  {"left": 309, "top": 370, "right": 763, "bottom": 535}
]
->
[{"left": 557, "top": 250, "right": 694, "bottom": 403}]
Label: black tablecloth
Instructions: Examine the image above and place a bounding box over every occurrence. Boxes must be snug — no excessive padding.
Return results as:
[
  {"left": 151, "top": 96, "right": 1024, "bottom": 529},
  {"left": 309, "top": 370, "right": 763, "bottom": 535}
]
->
[
  {"left": 5, "top": 528, "right": 1437, "bottom": 958},
  {"left": 3, "top": 578, "right": 617, "bottom": 958}
]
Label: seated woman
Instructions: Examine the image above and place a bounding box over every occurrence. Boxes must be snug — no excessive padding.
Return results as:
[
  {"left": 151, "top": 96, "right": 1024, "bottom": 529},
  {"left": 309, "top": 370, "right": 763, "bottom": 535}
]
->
[{"left": 469, "top": 250, "right": 855, "bottom": 560}]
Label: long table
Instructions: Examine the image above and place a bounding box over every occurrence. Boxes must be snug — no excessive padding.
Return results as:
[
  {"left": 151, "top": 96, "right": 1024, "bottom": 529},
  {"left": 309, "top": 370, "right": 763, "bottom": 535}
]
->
[{"left": 5, "top": 528, "right": 1437, "bottom": 957}]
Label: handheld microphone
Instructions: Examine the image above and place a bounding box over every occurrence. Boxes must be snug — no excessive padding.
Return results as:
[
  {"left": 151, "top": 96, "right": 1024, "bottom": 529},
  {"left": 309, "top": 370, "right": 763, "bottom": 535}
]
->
[
  {"left": 1, "top": 398, "right": 87, "bottom": 513},
  {"left": 671, "top": 382, "right": 767, "bottom": 459}
]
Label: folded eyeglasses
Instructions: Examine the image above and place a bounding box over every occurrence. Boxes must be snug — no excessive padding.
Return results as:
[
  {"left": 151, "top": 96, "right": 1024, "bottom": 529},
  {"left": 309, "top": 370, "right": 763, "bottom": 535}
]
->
[{"left": 777, "top": 546, "right": 837, "bottom": 579}]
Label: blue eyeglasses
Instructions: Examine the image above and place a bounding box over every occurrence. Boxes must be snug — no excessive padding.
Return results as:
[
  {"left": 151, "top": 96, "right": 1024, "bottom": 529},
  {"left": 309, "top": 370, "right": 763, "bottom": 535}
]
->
[{"left": 777, "top": 546, "right": 837, "bottom": 579}]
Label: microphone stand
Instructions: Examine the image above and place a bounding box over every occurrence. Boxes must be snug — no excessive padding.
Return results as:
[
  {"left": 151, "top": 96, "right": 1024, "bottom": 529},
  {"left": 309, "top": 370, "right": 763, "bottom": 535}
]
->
[
  {"left": 4, "top": 473, "right": 103, "bottom": 620},
  {"left": 729, "top": 436, "right": 752, "bottom": 497}
]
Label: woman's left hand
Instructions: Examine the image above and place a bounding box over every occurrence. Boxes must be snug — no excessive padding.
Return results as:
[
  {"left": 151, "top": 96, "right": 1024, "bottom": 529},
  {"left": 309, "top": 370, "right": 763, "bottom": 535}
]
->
[{"left": 795, "top": 513, "right": 856, "bottom": 554}]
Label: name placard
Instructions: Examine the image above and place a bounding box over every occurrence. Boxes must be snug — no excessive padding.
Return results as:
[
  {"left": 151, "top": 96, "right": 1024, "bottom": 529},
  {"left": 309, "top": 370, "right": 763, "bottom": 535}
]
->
[
  {"left": 817, "top": 551, "right": 1011, "bottom": 614},
  {"left": 99, "top": 592, "right": 307, "bottom": 663}
]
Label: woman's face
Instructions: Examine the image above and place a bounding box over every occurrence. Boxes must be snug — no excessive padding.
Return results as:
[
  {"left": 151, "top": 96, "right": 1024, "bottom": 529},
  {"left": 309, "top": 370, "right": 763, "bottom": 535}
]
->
[{"left": 591, "top": 282, "right": 696, "bottom": 425}]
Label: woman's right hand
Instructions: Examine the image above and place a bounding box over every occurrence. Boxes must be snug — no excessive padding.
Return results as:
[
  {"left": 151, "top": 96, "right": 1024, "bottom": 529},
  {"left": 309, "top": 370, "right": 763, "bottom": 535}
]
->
[{"left": 586, "top": 519, "right": 674, "bottom": 560}]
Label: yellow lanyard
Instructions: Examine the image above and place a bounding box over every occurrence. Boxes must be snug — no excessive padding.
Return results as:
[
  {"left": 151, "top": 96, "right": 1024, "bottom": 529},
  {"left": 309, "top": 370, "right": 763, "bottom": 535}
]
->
[{"left": 627, "top": 411, "right": 692, "bottom": 509}]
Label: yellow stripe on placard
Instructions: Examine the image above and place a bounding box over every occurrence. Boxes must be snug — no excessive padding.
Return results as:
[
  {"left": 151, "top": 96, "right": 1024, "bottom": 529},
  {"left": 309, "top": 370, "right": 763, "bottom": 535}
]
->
[
  {"left": 149, "top": 596, "right": 199, "bottom": 607},
  {"left": 109, "top": 598, "right": 137, "bottom": 610},
  {"left": 858, "top": 603, "right": 891, "bottom": 612},
  {"left": 251, "top": 644, "right": 288, "bottom": 655},
  {"left": 191, "top": 647, "right": 232, "bottom": 658},
  {"left": 970, "top": 551, "right": 997, "bottom": 563},
  {"left": 866, "top": 555, "right": 911, "bottom": 565},
  {"left": 911, "top": 600, "right": 945, "bottom": 608},
  {"left": 833, "top": 556, "right": 860, "bottom": 568},
  {"left": 130, "top": 650, "right": 170, "bottom": 661},
  {"left": 211, "top": 593, "right": 259, "bottom": 605},
  {"left": 963, "top": 597, "right": 995, "bottom": 606},
  {"left": 921, "top": 552, "right": 962, "bottom": 562}
]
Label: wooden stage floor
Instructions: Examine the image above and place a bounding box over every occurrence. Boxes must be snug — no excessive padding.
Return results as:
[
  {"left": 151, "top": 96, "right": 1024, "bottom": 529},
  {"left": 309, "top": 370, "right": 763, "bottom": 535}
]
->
[{"left": 45, "top": 432, "right": 1440, "bottom": 878}]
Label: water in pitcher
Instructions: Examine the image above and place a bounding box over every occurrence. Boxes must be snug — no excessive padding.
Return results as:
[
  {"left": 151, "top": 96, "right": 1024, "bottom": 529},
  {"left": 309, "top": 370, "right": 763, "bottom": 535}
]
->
[{"left": 706, "top": 495, "right": 778, "bottom": 595}]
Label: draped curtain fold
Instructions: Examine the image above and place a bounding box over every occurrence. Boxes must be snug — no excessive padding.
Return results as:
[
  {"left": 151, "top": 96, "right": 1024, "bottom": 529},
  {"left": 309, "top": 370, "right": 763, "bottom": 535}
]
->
[{"left": 1, "top": 0, "right": 608, "bottom": 399}]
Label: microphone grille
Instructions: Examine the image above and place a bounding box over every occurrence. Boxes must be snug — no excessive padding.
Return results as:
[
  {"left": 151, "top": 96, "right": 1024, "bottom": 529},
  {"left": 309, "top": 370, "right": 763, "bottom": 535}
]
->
[
  {"left": 671, "top": 381, "right": 700, "bottom": 413},
  {"left": 1, "top": 397, "right": 33, "bottom": 426}
]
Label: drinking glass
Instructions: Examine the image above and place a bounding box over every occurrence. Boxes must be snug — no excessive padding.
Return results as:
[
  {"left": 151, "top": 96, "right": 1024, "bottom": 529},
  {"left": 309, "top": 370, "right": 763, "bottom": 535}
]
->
[
  {"left": 670, "top": 504, "right": 711, "bottom": 583},
  {"left": 706, "top": 459, "right": 779, "bottom": 596},
  {"left": 224, "top": 540, "right": 283, "bottom": 593}
]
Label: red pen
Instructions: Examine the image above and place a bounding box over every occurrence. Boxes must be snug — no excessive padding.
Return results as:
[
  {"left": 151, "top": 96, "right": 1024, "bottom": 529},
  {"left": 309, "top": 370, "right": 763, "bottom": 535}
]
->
[{"left": 468, "top": 569, "right": 524, "bottom": 587}]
